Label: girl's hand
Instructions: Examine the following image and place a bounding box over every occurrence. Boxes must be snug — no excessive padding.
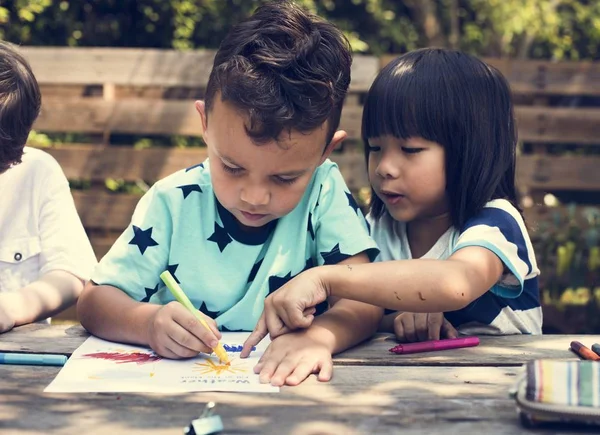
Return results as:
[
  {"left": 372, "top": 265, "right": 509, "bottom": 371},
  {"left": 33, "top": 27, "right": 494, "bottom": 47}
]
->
[
  {"left": 241, "top": 268, "right": 327, "bottom": 356},
  {"left": 393, "top": 312, "right": 458, "bottom": 342},
  {"left": 253, "top": 331, "right": 333, "bottom": 386},
  {"left": 146, "top": 301, "right": 221, "bottom": 359}
]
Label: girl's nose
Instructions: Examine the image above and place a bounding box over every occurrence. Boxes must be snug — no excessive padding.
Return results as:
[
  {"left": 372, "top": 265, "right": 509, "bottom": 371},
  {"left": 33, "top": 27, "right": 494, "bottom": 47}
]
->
[{"left": 376, "top": 156, "right": 401, "bottom": 179}]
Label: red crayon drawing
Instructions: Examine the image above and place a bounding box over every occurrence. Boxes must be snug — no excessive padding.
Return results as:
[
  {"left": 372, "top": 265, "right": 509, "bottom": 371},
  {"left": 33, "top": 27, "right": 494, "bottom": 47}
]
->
[{"left": 83, "top": 351, "right": 162, "bottom": 365}]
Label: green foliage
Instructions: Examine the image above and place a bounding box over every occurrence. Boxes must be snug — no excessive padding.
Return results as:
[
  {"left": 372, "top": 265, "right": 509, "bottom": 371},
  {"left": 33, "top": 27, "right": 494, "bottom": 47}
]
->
[{"left": 0, "top": 0, "right": 598, "bottom": 59}]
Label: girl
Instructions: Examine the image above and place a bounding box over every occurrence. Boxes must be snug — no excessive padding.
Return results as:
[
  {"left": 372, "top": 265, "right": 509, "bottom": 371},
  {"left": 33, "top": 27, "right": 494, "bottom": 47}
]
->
[{"left": 242, "top": 48, "right": 542, "bottom": 358}]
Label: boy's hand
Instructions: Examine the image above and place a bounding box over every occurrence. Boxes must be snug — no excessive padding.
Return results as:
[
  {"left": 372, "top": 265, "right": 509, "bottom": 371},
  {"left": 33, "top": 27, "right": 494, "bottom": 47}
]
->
[
  {"left": 147, "top": 301, "right": 221, "bottom": 359},
  {"left": 253, "top": 331, "right": 333, "bottom": 387},
  {"left": 0, "top": 296, "right": 16, "bottom": 333},
  {"left": 393, "top": 312, "right": 458, "bottom": 343}
]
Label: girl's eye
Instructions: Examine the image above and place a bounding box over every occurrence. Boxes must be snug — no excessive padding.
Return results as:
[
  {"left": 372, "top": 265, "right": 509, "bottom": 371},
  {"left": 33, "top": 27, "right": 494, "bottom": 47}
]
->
[
  {"left": 222, "top": 163, "right": 243, "bottom": 175},
  {"left": 273, "top": 176, "right": 298, "bottom": 185},
  {"left": 402, "top": 147, "right": 424, "bottom": 154},
  {"left": 367, "top": 145, "right": 381, "bottom": 152}
]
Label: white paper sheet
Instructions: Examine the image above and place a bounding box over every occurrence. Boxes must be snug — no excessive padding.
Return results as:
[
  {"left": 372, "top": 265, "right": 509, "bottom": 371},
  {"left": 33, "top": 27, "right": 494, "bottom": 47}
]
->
[{"left": 44, "top": 333, "right": 278, "bottom": 393}]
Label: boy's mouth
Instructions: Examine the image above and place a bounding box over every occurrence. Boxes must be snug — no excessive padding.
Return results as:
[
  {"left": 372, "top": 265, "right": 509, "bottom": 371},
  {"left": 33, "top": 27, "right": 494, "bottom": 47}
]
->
[{"left": 240, "top": 210, "right": 268, "bottom": 222}]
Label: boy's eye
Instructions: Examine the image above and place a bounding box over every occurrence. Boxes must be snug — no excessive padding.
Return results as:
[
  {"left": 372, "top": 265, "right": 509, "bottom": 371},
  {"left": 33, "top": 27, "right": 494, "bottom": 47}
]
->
[
  {"left": 401, "top": 147, "right": 424, "bottom": 154},
  {"left": 222, "top": 163, "right": 244, "bottom": 175},
  {"left": 273, "top": 176, "right": 298, "bottom": 185}
]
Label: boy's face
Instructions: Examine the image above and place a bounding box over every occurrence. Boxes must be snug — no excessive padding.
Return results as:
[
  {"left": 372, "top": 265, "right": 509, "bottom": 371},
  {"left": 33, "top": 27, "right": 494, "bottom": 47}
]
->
[{"left": 196, "top": 98, "right": 345, "bottom": 230}]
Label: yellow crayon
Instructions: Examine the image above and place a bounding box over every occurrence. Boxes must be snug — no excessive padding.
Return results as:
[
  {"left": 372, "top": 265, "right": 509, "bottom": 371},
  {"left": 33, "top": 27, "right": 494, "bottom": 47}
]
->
[{"left": 159, "top": 271, "right": 230, "bottom": 365}]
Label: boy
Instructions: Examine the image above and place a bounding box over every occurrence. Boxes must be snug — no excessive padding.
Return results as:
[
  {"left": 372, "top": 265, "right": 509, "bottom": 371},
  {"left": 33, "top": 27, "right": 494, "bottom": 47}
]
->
[
  {"left": 78, "top": 1, "right": 381, "bottom": 387},
  {"left": 0, "top": 41, "right": 97, "bottom": 333}
]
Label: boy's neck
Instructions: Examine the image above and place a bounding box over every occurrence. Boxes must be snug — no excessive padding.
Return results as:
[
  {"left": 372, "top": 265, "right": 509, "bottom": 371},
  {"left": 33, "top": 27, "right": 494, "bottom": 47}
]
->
[{"left": 406, "top": 213, "right": 452, "bottom": 259}]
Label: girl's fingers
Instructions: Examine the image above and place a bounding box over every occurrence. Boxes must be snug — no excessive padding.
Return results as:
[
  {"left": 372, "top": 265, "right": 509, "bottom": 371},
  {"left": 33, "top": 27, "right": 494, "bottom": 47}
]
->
[
  {"left": 286, "top": 359, "right": 317, "bottom": 386},
  {"left": 317, "top": 358, "right": 334, "bottom": 382}
]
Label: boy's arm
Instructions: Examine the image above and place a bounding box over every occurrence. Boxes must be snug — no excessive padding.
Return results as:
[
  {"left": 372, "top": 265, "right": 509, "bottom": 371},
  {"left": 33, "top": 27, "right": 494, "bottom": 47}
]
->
[
  {"left": 0, "top": 270, "right": 84, "bottom": 333},
  {"left": 77, "top": 281, "right": 161, "bottom": 345}
]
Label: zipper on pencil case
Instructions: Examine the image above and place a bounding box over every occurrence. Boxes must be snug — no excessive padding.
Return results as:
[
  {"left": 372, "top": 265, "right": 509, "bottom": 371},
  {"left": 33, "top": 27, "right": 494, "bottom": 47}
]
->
[{"left": 514, "top": 382, "right": 600, "bottom": 423}]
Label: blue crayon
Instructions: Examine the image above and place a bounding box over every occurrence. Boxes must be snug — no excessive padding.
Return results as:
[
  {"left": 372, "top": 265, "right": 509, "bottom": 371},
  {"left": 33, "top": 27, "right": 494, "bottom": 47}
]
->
[
  {"left": 0, "top": 352, "right": 67, "bottom": 366},
  {"left": 592, "top": 344, "right": 600, "bottom": 357}
]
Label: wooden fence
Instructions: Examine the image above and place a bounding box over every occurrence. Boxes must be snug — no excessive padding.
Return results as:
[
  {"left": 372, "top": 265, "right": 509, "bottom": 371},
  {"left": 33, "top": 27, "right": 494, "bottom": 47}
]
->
[{"left": 19, "top": 47, "right": 600, "bottom": 259}]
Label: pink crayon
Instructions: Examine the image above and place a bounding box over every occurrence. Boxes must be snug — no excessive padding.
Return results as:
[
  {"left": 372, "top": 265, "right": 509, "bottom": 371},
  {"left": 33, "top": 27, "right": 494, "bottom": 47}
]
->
[{"left": 389, "top": 336, "right": 480, "bottom": 355}]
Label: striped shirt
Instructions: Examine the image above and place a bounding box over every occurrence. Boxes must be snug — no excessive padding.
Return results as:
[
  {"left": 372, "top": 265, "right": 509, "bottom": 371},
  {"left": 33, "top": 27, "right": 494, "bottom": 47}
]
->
[{"left": 369, "top": 199, "right": 542, "bottom": 335}]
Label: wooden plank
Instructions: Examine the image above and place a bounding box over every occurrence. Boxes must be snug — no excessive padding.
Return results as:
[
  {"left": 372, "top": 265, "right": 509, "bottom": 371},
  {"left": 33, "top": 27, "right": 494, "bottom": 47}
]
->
[
  {"left": 0, "top": 364, "right": 528, "bottom": 434},
  {"left": 1, "top": 325, "right": 591, "bottom": 367},
  {"left": 34, "top": 97, "right": 364, "bottom": 139},
  {"left": 517, "top": 155, "right": 600, "bottom": 191},
  {"left": 334, "top": 333, "right": 587, "bottom": 367},
  {"left": 516, "top": 106, "right": 600, "bottom": 144},
  {"left": 34, "top": 95, "right": 600, "bottom": 144},
  {"left": 21, "top": 47, "right": 375, "bottom": 93},
  {"left": 381, "top": 54, "right": 600, "bottom": 96}
]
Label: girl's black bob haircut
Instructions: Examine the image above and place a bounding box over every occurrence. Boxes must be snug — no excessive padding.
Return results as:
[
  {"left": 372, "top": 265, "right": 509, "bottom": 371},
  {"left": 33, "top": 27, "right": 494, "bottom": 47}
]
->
[{"left": 362, "top": 48, "right": 520, "bottom": 229}]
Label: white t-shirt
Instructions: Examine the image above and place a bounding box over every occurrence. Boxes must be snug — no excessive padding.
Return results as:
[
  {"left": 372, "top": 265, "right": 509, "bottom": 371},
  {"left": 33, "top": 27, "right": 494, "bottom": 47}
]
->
[
  {"left": 0, "top": 147, "right": 97, "bottom": 296},
  {"left": 368, "top": 199, "right": 542, "bottom": 335}
]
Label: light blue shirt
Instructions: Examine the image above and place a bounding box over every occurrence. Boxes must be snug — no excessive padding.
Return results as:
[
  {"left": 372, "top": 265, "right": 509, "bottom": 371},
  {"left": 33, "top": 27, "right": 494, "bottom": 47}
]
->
[{"left": 92, "top": 159, "right": 378, "bottom": 331}]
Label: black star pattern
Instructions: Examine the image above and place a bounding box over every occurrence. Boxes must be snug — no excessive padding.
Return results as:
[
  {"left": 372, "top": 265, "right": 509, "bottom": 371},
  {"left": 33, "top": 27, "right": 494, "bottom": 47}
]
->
[
  {"left": 207, "top": 222, "right": 232, "bottom": 252},
  {"left": 141, "top": 284, "right": 159, "bottom": 303},
  {"left": 185, "top": 162, "right": 204, "bottom": 172},
  {"left": 167, "top": 264, "right": 180, "bottom": 284},
  {"left": 177, "top": 184, "right": 202, "bottom": 199},
  {"left": 128, "top": 225, "right": 159, "bottom": 255},
  {"left": 199, "top": 301, "right": 220, "bottom": 319},
  {"left": 346, "top": 191, "right": 360, "bottom": 215},
  {"left": 320, "top": 243, "right": 351, "bottom": 265},
  {"left": 247, "top": 259, "right": 263, "bottom": 283},
  {"left": 268, "top": 272, "right": 293, "bottom": 296},
  {"left": 307, "top": 212, "right": 315, "bottom": 240}
]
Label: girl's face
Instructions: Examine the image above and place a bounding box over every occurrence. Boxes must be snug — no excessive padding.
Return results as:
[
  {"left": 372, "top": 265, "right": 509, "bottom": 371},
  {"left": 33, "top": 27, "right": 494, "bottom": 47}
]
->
[{"left": 368, "top": 136, "right": 449, "bottom": 223}]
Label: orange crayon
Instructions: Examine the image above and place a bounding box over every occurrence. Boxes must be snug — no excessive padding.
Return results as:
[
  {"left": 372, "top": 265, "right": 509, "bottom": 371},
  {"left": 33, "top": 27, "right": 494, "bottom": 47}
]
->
[{"left": 570, "top": 341, "right": 600, "bottom": 361}]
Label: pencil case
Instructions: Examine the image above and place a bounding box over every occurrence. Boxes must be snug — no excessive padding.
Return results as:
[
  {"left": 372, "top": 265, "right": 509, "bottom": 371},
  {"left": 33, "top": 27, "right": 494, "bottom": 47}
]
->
[{"left": 510, "top": 359, "right": 600, "bottom": 428}]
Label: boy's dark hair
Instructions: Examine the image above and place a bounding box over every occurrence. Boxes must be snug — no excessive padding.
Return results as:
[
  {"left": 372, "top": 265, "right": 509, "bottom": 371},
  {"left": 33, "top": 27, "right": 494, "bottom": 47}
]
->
[
  {"left": 204, "top": 1, "right": 352, "bottom": 146},
  {"left": 363, "top": 48, "right": 520, "bottom": 229},
  {"left": 0, "top": 41, "right": 41, "bottom": 172}
]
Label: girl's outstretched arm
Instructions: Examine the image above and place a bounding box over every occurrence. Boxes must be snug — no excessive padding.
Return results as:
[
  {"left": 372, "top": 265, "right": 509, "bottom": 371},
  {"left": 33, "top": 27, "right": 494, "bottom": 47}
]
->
[{"left": 247, "top": 245, "right": 504, "bottom": 339}]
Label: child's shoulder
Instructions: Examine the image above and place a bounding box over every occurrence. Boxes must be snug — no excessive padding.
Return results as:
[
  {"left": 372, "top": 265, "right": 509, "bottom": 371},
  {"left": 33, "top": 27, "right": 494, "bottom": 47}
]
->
[
  {"left": 7, "top": 147, "right": 65, "bottom": 186},
  {"left": 151, "top": 159, "right": 212, "bottom": 195},
  {"left": 467, "top": 199, "right": 527, "bottom": 232}
]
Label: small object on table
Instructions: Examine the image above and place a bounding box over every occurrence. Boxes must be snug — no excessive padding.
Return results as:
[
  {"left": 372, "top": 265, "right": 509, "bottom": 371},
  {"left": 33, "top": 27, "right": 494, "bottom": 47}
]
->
[
  {"left": 591, "top": 343, "right": 600, "bottom": 357},
  {"left": 184, "top": 402, "right": 224, "bottom": 435},
  {"left": 389, "top": 336, "right": 479, "bottom": 355},
  {"left": 570, "top": 341, "right": 600, "bottom": 361},
  {"left": 0, "top": 352, "right": 67, "bottom": 366}
]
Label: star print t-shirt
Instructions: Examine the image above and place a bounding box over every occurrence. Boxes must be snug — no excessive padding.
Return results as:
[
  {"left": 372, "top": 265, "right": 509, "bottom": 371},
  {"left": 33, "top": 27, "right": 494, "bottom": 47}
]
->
[{"left": 91, "top": 159, "right": 378, "bottom": 331}]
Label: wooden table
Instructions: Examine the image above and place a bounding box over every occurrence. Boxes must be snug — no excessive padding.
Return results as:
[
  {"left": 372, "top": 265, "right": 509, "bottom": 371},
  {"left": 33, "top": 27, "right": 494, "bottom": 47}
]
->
[{"left": 0, "top": 324, "right": 596, "bottom": 434}]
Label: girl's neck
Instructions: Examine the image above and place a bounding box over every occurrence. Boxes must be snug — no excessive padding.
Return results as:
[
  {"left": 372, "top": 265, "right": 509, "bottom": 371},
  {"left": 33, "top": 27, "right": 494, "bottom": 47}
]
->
[{"left": 406, "top": 213, "right": 452, "bottom": 258}]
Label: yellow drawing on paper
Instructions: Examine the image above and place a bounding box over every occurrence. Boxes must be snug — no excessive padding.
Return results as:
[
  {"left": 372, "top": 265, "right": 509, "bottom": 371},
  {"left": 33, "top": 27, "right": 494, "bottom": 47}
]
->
[{"left": 192, "top": 357, "right": 247, "bottom": 376}]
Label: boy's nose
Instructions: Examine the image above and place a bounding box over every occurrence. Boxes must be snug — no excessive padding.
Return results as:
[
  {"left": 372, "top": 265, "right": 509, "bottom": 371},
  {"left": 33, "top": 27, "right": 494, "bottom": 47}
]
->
[{"left": 240, "top": 185, "right": 270, "bottom": 206}]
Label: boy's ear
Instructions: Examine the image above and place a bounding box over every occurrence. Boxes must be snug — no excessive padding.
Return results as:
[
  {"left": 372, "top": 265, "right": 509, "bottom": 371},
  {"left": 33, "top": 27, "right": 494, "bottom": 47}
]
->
[
  {"left": 320, "top": 130, "right": 347, "bottom": 164},
  {"left": 195, "top": 100, "right": 208, "bottom": 141}
]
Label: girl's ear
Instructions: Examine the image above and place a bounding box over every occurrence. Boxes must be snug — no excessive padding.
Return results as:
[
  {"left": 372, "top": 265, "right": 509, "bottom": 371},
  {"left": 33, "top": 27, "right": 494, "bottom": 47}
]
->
[{"left": 320, "top": 130, "right": 347, "bottom": 164}]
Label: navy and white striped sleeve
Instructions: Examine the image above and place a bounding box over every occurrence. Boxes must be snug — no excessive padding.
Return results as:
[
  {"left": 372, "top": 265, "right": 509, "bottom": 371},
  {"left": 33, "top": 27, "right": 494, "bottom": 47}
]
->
[{"left": 452, "top": 199, "right": 539, "bottom": 298}]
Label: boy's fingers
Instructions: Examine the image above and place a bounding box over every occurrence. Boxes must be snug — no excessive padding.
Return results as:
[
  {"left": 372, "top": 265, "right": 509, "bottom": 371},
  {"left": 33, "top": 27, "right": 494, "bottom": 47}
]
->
[
  {"left": 168, "top": 322, "right": 212, "bottom": 354},
  {"left": 317, "top": 358, "right": 333, "bottom": 382},
  {"left": 442, "top": 319, "right": 459, "bottom": 339},
  {"left": 174, "top": 310, "right": 219, "bottom": 349},
  {"left": 202, "top": 314, "right": 222, "bottom": 339},
  {"left": 241, "top": 315, "right": 268, "bottom": 358},
  {"left": 286, "top": 359, "right": 316, "bottom": 386}
]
